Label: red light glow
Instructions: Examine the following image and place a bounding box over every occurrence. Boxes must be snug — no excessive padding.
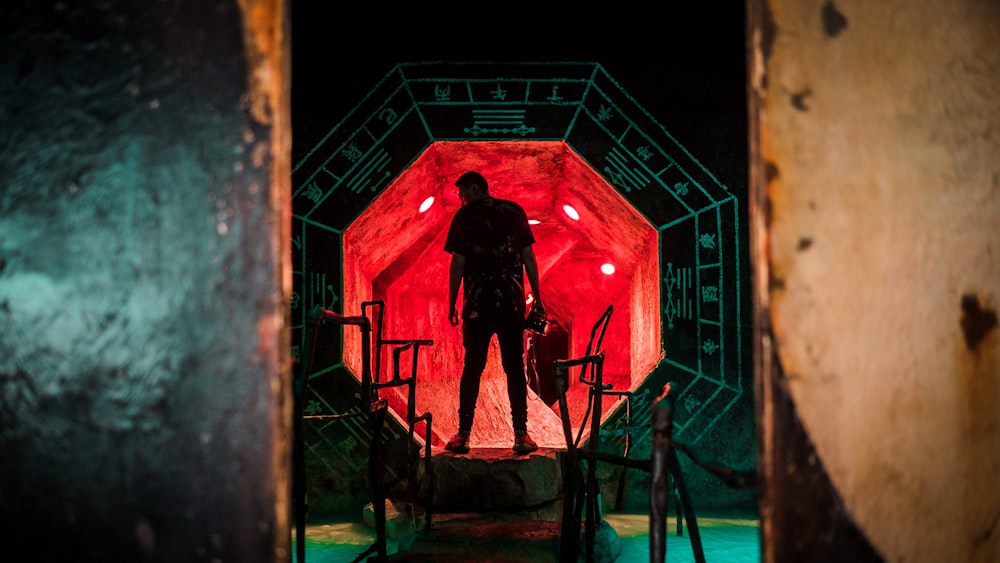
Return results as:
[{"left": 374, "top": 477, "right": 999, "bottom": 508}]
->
[{"left": 342, "top": 141, "right": 660, "bottom": 449}]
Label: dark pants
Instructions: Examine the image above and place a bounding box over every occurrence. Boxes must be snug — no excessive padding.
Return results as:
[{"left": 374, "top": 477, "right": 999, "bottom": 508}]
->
[{"left": 458, "top": 313, "right": 528, "bottom": 434}]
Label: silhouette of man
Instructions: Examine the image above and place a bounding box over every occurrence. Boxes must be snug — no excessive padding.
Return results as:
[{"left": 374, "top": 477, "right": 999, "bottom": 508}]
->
[{"left": 443, "top": 171, "right": 543, "bottom": 455}]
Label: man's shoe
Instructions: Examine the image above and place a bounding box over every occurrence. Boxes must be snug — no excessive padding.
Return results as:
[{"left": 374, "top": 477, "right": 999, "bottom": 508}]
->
[
  {"left": 512, "top": 431, "right": 538, "bottom": 455},
  {"left": 445, "top": 432, "right": 470, "bottom": 453}
]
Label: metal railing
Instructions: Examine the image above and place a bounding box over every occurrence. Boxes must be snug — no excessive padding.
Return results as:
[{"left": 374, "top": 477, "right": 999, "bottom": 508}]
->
[
  {"left": 363, "top": 299, "right": 435, "bottom": 534},
  {"left": 554, "top": 305, "right": 756, "bottom": 563},
  {"left": 293, "top": 301, "right": 435, "bottom": 563}
]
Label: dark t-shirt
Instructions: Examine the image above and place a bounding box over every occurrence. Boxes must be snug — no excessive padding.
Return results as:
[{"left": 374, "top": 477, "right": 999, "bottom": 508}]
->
[{"left": 444, "top": 196, "right": 535, "bottom": 319}]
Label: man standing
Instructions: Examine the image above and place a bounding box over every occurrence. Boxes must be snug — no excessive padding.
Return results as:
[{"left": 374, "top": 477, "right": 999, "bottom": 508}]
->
[{"left": 443, "top": 171, "right": 543, "bottom": 455}]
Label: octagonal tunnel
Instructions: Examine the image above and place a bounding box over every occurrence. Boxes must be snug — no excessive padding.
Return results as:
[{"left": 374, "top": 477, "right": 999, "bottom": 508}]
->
[{"left": 343, "top": 141, "right": 661, "bottom": 449}]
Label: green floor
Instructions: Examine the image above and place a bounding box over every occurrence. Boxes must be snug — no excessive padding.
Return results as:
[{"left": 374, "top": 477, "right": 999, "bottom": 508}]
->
[
  {"left": 294, "top": 510, "right": 761, "bottom": 562},
  {"left": 610, "top": 512, "right": 760, "bottom": 562}
]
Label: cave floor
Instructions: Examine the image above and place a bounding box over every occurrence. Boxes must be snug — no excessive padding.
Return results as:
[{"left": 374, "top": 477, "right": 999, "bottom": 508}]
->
[{"left": 293, "top": 509, "right": 760, "bottom": 562}]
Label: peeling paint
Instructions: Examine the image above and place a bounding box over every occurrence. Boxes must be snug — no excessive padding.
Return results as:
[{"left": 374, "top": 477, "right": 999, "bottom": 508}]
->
[
  {"left": 765, "top": 161, "right": 780, "bottom": 184},
  {"left": 791, "top": 88, "right": 812, "bottom": 111},
  {"left": 759, "top": 0, "right": 778, "bottom": 84},
  {"left": 822, "top": 1, "right": 849, "bottom": 38},
  {"left": 756, "top": 0, "right": 1000, "bottom": 560},
  {"left": 960, "top": 294, "right": 998, "bottom": 351}
]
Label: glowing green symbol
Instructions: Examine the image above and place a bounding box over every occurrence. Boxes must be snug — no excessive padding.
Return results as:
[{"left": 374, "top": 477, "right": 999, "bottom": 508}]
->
[
  {"left": 683, "top": 395, "right": 702, "bottom": 413},
  {"left": 434, "top": 84, "right": 451, "bottom": 101},
  {"left": 305, "top": 399, "right": 322, "bottom": 415},
  {"left": 491, "top": 83, "right": 507, "bottom": 100},
  {"left": 303, "top": 181, "right": 323, "bottom": 203},
  {"left": 603, "top": 166, "right": 628, "bottom": 191},
  {"left": 342, "top": 143, "right": 363, "bottom": 163},
  {"left": 311, "top": 272, "right": 339, "bottom": 309},
  {"left": 673, "top": 181, "right": 689, "bottom": 196},
  {"left": 662, "top": 262, "right": 693, "bottom": 329},
  {"left": 702, "top": 286, "right": 719, "bottom": 303},
  {"left": 597, "top": 105, "right": 613, "bottom": 121},
  {"left": 378, "top": 108, "right": 398, "bottom": 125},
  {"left": 466, "top": 109, "right": 535, "bottom": 136},
  {"left": 699, "top": 233, "right": 716, "bottom": 249},
  {"left": 636, "top": 146, "right": 653, "bottom": 161},
  {"left": 663, "top": 302, "right": 677, "bottom": 328},
  {"left": 701, "top": 339, "right": 719, "bottom": 355}
]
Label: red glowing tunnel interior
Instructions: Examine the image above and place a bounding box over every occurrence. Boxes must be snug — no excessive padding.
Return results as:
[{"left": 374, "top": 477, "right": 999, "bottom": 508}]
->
[{"left": 343, "top": 141, "right": 661, "bottom": 448}]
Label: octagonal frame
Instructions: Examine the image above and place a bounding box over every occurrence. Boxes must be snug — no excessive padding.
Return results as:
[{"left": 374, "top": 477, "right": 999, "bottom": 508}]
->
[{"left": 292, "top": 62, "right": 744, "bottom": 450}]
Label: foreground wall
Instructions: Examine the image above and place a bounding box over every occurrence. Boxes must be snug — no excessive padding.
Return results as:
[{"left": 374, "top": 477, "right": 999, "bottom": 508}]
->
[
  {"left": 749, "top": 1, "right": 1000, "bottom": 561},
  {"left": 0, "top": 2, "right": 292, "bottom": 562}
]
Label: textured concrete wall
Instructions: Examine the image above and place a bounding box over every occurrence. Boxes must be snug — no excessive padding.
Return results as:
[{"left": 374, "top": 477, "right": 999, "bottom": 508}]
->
[
  {"left": 0, "top": 1, "right": 291, "bottom": 562},
  {"left": 751, "top": 1, "right": 999, "bottom": 561}
]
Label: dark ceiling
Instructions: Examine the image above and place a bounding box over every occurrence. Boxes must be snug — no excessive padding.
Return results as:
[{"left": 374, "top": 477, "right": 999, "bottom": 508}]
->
[{"left": 290, "top": 2, "right": 748, "bottom": 192}]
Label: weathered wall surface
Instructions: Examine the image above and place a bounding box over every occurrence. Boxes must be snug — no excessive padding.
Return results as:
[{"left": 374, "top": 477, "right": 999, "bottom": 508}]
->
[
  {"left": 0, "top": 1, "right": 291, "bottom": 562},
  {"left": 751, "top": 1, "right": 999, "bottom": 561}
]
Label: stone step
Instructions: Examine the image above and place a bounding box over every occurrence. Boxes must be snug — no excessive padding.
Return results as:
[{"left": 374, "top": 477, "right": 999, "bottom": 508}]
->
[
  {"left": 370, "top": 447, "right": 622, "bottom": 561},
  {"left": 417, "top": 446, "right": 564, "bottom": 514}
]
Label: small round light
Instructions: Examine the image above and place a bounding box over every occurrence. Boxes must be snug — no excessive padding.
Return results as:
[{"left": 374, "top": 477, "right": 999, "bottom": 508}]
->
[
  {"left": 563, "top": 204, "right": 580, "bottom": 220},
  {"left": 601, "top": 263, "right": 615, "bottom": 275},
  {"left": 418, "top": 196, "right": 434, "bottom": 213}
]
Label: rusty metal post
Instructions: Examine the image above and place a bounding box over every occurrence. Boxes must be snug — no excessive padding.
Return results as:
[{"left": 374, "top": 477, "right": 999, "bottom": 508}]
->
[
  {"left": 584, "top": 353, "right": 606, "bottom": 562},
  {"left": 555, "top": 362, "right": 581, "bottom": 562},
  {"left": 649, "top": 391, "right": 671, "bottom": 562}
]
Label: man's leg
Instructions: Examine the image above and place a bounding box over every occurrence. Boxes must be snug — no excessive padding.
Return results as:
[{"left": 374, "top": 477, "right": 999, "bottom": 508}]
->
[
  {"left": 457, "top": 317, "right": 491, "bottom": 434},
  {"left": 496, "top": 314, "right": 529, "bottom": 433}
]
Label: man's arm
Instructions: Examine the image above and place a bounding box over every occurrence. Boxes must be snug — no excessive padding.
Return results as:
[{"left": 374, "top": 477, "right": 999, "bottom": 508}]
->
[
  {"left": 448, "top": 252, "right": 466, "bottom": 326},
  {"left": 521, "top": 246, "right": 543, "bottom": 310}
]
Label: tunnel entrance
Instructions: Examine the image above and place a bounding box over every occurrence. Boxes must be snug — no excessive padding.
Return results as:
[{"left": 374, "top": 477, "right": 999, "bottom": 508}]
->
[
  {"left": 293, "top": 61, "right": 746, "bottom": 476},
  {"left": 341, "top": 141, "right": 661, "bottom": 448}
]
